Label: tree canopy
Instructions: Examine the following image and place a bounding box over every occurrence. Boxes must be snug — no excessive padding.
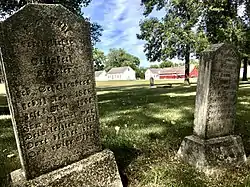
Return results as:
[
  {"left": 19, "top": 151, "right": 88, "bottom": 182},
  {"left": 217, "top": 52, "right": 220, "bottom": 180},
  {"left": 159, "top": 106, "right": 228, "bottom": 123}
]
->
[
  {"left": 159, "top": 60, "right": 173, "bottom": 68},
  {"left": 93, "top": 48, "right": 105, "bottom": 71},
  {"left": 0, "top": 0, "right": 91, "bottom": 16},
  {"left": 0, "top": 0, "right": 103, "bottom": 45},
  {"left": 137, "top": 0, "right": 205, "bottom": 84},
  {"left": 105, "top": 48, "right": 140, "bottom": 72},
  {"left": 93, "top": 48, "right": 143, "bottom": 78},
  {"left": 200, "top": 1, "right": 250, "bottom": 80},
  {"left": 149, "top": 64, "right": 159, "bottom": 68},
  {"left": 139, "top": 0, "right": 250, "bottom": 81}
]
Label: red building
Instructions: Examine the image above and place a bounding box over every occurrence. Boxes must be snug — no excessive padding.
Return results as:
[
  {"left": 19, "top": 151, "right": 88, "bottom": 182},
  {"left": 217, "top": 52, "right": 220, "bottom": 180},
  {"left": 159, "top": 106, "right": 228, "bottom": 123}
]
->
[
  {"left": 159, "top": 66, "right": 198, "bottom": 79},
  {"left": 145, "top": 65, "right": 198, "bottom": 80}
]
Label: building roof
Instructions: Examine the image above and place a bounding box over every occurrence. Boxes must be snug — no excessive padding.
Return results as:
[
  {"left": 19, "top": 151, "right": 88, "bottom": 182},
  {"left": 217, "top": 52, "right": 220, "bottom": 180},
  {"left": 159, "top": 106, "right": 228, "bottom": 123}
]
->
[
  {"left": 160, "top": 67, "right": 185, "bottom": 75},
  {"left": 107, "top": 66, "right": 132, "bottom": 74},
  {"left": 148, "top": 66, "right": 194, "bottom": 75},
  {"left": 95, "top": 70, "right": 106, "bottom": 77},
  {"left": 148, "top": 68, "right": 163, "bottom": 74}
]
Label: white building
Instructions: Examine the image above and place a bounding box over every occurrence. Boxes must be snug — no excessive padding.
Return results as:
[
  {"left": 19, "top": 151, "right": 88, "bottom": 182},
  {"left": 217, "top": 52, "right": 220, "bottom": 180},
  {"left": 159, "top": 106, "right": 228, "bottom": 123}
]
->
[
  {"left": 240, "top": 67, "right": 250, "bottom": 79},
  {"left": 95, "top": 70, "right": 108, "bottom": 81},
  {"left": 107, "top": 66, "right": 136, "bottom": 80},
  {"left": 144, "top": 68, "right": 161, "bottom": 80}
]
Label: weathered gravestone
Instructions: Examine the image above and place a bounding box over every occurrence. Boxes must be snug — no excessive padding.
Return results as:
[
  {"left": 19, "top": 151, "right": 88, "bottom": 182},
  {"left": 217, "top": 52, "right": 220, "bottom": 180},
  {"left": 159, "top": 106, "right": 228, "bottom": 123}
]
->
[
  {"left": 177, "top": 43, "right": 246, "bottom": 172},
  {"left": 149, "top": 77, "right": 156, "bottom": 88},
  {"left": 0, "top": 3, "right": 122, "bottom": 186},
  {"left": 149, "top": 77, "right": 154, "bottom": 86}
]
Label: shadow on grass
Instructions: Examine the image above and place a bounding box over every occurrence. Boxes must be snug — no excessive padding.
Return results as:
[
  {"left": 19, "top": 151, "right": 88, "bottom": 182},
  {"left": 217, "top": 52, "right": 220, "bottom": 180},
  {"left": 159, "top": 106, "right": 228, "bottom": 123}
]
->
[
  {"left": 96, "top": 81, "right": 195, "bottom": 91},
  {"left": 0, "top": 83, "right": 250, "bottom": 186},
  {"left": 97, "top": 83, "right": 250, "bottom": 186},
  {"left": 97, "top": 85, "right": 197, "bottom": 186},
  {"left": 0, "top": 95, "right": 9, "bottom": 115},
  {"left": 0, "top": 119, "right": 20, "bottom": 186},
  {"left": 235, "top": 85, "right": 250, "bottom": 156},
  {"left": 98, "top": 85, "right": 197, "bottom": 117}
]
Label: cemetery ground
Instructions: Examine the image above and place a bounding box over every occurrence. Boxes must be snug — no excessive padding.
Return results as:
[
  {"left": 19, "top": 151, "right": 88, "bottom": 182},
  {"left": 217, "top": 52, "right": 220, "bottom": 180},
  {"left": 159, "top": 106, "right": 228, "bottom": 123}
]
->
[{"left": 1, "top": 80, "right": 250, "bottom": 187}]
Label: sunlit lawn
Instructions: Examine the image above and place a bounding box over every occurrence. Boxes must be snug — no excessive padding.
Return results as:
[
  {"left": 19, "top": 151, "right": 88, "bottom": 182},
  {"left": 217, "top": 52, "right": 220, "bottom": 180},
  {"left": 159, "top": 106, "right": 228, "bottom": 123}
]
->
[
  {"left": 96, "top": 78, "right": 197, "bottom": 88},
  {"left": 1, "top": 81, "right": 250, "bottom": 186}
]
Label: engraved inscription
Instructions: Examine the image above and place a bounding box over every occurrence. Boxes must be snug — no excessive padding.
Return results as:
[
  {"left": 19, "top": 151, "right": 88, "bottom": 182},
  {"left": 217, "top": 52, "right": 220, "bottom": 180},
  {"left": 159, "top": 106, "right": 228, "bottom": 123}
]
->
[
  {"left": 32, "top": 55, "right": 73, "bottom": 66},
  {"left": 206, "top": 47, "right": 239, "bottom": 137},
  {"left": 1, "top": 4, "right": 100, "bottom": 179},
  {"left": 194, "top": 44, "right": 240, "bottom": 138}
]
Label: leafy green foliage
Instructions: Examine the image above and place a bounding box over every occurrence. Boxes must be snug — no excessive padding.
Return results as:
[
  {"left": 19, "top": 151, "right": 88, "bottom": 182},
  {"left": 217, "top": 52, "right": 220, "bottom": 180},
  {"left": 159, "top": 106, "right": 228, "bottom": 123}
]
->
[
  {"left": 138, "top": 0, "right": 207, "bottom": 83},
  {"left": 159, "top": 60, "right": 173, "bottom": 68},
  {"left": 246, "top": 0, "right": 250, "bottom": 19},
  {"left": 0, "top": 0, "right": 103, "bottom": 45},
  {"left": 141, "top": 0, "right": 167, "bottom": 17},
  {"left": 2, "top": 82, "right": 250, "bottom": 186},
  {"left": 136, "top": 67, "right": 147, "bottom": 79},
  {"left": 93, "top": 48, "right": 106, "bottom": 71},
  {"left": 200, "top": 1, "right": 247, "bottom": 51},
  {"left": 105, "top": 48, "right": 140, "bottom": 72},
  {"left": 0, "top": 0, "right": 91, "bottom": 17},
  {"left": 139, "top": 0, "right": 250, "bottom": 82},
  {"left": 200, "top": 1, "right": 250, "bottom": 80},
  {"left": 150, "top": 64, "right": 159, "bottom": 68}
]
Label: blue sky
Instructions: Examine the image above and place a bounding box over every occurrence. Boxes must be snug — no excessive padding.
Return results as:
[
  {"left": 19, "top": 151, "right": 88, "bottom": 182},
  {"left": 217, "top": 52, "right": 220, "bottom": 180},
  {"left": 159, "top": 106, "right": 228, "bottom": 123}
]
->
[
  {"left": 81, "top": 0, "right": 165, "bottom": 67},
  {"left": 82, "top": 1, "right": 246, "bottom": 68}
]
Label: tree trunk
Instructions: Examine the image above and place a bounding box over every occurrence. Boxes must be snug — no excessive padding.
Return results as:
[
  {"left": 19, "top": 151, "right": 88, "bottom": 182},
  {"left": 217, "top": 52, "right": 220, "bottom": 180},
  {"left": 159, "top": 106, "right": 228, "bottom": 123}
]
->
[
  {"left": 184, "top": 46, "right": 190, "bottom": 85},
  {"left": 242, "top": 57, "right": 248, "bottom": 81}
]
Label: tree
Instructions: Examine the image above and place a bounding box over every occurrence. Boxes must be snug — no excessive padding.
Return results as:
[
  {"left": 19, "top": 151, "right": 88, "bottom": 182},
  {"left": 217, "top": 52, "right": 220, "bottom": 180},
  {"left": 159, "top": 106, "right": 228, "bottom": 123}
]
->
[
  {"left": 159, "top": 60, "right": 173, "bottom": 68},
  {"left": 190, "top": 59, "right": 199, "bottom": 67},
  {"left": 242, "top": 1, "right": 250, "bottom": 81},
  {"left": 0, "top": 0, "right": 103, "bottom": 45},
  {"left": 241, "top": 28, "right": 250, "bottom": 81},
  {"left": 137, "top": 67, "right": 147, "bottom": 79},
  {"left": 200, "top": 1, "right": 249, "bottom": 81},
  {"left": 105, "top": 48, "right": 142, "bottom": 78},
  {"left": 105, "top": 48, "right": 140, "bottom": 71},
  {"left": 0, "top": 0, "right": 91, "bottom": 16},
  {"left": 149, "top": 64, "right": 159, "bottom": 68},
  {"left": 93, "top": 48, "right": 105, "bottom": 71},
  {"left": 138, "top": 0, "right": 205, "bottom": 84},
  {"left": 140, "top": 0, "right": 250, "bottom": 82}
]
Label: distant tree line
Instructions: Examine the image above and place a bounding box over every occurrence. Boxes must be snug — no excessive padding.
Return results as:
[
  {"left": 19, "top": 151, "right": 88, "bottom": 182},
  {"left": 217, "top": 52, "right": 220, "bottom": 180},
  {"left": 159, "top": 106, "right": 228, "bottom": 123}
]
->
[
  {"left": 149, "top": 59, "right": 199, "bottom": 69},
  {"left": 93, "top": 48, "right": 146, "bottom": 79},
  {"left": 138, "top": 0, "right": 250, "bottom": 83}
]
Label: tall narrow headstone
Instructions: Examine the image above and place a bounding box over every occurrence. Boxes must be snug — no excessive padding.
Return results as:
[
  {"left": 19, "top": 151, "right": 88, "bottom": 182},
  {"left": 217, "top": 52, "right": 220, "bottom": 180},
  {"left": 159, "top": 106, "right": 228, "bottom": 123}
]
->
[
  {"left": 149, "top": 77, "right": 155, "bottom": 87},
  {"left": 177, "top": 43, "right": 246, "bottom": 171},
  {"left": 0, "top": 4, "right": 122, "bottom": 186}
]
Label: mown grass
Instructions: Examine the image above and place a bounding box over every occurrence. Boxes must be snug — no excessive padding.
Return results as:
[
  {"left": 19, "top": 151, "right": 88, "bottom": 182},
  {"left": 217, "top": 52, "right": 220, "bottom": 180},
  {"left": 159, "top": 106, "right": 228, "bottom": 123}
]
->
[
  {"left": 0, "top": 81, "right": 250, "bottom": 186},
  {"left": 96, "top": 78, "right": 197, "bottom": 88}
]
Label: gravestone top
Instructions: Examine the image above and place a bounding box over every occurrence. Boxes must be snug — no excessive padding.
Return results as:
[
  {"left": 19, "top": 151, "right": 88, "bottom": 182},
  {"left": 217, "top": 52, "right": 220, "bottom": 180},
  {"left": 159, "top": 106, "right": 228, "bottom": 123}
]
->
[
  {"left": 0, "top": 4, "right": 101, "bottom": 179},
  {"left": 194, "top": 43, "right": 240, "bottom": 139}
]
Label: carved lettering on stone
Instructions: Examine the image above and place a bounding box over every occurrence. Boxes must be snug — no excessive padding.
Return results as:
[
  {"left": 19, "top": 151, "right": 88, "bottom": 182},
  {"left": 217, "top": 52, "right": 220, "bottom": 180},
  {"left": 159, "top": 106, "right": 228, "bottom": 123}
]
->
[
  {"left": 0, "top": 4, "right": 101, "bottom": 179},
  {"left": 194, "top": 43, "right": 240, "bottom": 139}
]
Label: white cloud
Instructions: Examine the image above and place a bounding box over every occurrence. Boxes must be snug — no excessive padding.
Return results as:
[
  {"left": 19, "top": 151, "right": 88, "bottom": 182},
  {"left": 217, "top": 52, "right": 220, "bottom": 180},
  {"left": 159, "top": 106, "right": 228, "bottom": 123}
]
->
[
  {"left": 238, "top": 4, "right": 245, "bottom": 18},
  {"left": 82, "top": 0, "right": 165, "bottom": 67}
]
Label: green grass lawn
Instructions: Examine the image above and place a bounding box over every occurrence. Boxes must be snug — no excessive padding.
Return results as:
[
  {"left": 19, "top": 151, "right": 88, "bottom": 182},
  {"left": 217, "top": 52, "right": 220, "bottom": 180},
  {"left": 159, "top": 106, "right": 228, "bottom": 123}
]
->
[
  {"left": 1, "top": 81, "right": 250, "bottom": 186},
  {"left": 96, "top": 78, "right": 197, "bottom": 88}
]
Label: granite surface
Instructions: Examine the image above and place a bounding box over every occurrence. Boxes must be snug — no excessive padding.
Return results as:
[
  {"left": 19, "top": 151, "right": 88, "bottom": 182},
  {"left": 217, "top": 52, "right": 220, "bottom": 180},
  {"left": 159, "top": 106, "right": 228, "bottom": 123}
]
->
[
  {"left": 194, "top": 43, "right": 241, "bottom": 139},
  {"left": 177, "top": 43, "right": 246, "bottom": 170},
  {"left": 11, "top": 149, "right": 123, "bottom": 187},
  {"left": 0, "top": 4, "right": 101, "bottom": 179},
  {"left": 177, "top": 135, "right": 246, "bottom": 170}
]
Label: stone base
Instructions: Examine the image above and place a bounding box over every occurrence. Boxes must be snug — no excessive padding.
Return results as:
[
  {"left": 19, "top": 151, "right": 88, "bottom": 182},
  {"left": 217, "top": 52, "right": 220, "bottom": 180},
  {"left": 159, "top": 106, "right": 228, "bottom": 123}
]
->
[
  {"left": 10, "top": 149, "right": 123, "bottom": 187},
  {"left": 149, "top": 86, "right": 157, "bottom": 88},
  {"left": 176, "top": 135, "right": 246, "bottom": 172}
]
